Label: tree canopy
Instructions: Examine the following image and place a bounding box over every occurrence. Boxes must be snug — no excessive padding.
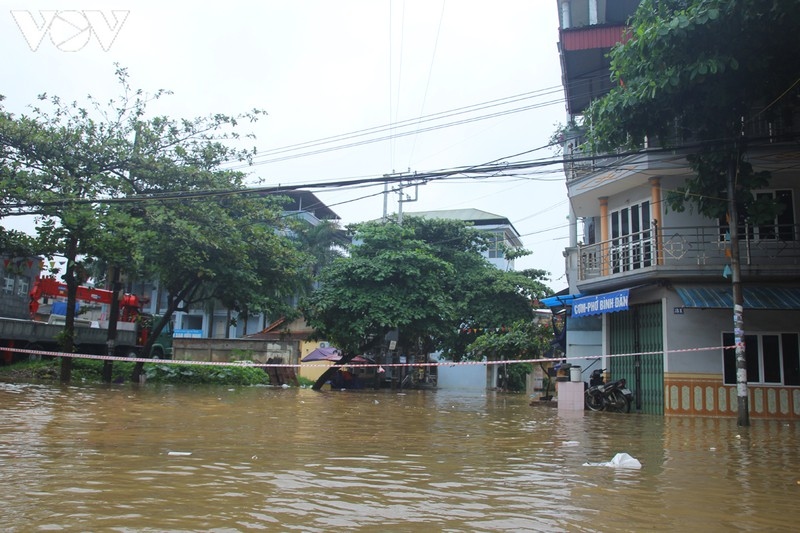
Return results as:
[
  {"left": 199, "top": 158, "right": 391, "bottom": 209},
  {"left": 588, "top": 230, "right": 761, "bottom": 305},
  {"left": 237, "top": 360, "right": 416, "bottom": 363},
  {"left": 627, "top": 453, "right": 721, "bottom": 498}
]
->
[
  {"left": 302, "top": 217, "right": 552, "bottom": 389},
  {"left": 581, "top": 0, "right": 800, "bottom": 425},
  {"left": 0, "top": 66, "right": 310, "bottom": 382},
  {"left": 586, "top": 0, "right": 800, "bottom": 220}
]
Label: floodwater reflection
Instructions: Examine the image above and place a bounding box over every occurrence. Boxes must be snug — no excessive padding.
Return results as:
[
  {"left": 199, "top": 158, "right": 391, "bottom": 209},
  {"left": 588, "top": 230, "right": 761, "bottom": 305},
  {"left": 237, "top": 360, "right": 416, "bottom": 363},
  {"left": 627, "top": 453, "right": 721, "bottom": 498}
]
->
[{"left": 0, "top": 381, "right": 798, "bottom": 532}]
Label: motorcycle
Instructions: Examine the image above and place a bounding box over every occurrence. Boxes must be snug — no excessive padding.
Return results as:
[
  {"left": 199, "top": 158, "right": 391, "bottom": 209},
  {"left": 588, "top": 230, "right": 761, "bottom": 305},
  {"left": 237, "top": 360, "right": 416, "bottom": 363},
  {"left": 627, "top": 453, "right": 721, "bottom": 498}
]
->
[{"left": 584, "top": 368, "right": 633, "bottom": 413}]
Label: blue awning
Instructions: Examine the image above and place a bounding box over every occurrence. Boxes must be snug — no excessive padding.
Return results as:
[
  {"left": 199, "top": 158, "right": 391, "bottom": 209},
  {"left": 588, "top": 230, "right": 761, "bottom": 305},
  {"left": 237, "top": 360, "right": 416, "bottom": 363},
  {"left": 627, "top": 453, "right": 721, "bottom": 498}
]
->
[
  {"left": 540, "top": 293, "right": 582, "bottom": 308},
  {"left": 676, "top": 286, "right": 800, "bottom": 310}
]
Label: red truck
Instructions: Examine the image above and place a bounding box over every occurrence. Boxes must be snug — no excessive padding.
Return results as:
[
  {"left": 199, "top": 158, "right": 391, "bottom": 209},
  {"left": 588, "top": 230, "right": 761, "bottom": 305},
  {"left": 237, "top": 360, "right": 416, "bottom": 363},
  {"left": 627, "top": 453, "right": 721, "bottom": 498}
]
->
[{"left": 0, "top": 277, "right": 172, "bottom": 364}]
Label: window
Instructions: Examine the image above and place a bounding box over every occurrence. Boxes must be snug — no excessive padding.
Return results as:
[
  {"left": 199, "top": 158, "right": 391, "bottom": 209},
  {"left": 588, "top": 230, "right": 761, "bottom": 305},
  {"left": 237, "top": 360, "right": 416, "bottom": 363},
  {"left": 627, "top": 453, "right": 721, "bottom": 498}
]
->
[
  {"left": 3, "top": 276, "right": 14, "bottom": 295},
  {"left": 610, "top": 201, "right": 652, "bottom": 273},
  {"left": 486, "top": 231, "right": 505, "bottom": 259},
  {"left": 16, "top": 278, "right": 29, "bottom": 297},
  {"left": 719, "top": 189, "right": 795, "bottom": 241},
  {"left": 723, "top": 332, "right": 800, "bottom": 386}
]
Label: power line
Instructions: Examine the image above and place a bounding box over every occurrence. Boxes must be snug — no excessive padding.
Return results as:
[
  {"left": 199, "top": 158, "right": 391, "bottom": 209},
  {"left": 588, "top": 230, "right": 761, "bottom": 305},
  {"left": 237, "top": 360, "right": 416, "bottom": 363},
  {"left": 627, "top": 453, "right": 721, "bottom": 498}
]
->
[
  {"left": 223, "top": 89, "right": 565, "bottom": 169},
  {"left": 7, "top": 134, "right": 790, "bottom": 213}
]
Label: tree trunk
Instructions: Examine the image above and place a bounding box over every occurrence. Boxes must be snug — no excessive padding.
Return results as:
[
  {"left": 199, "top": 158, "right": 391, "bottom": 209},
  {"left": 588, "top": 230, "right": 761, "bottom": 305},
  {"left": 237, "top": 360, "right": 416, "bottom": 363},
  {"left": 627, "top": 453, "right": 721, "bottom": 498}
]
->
[
  {"left": 312, "top": 353, "right": 357, "bottom": 391},
  {"left": 102, "top": 266, "right": 122, "bottom": 383},
  {"left": 728, "top": 153, "right": 750, "bottom": 427},
  {"left": 59, "top": 236, "right": 79, "bottom": 384},
  {"left": 131, "top": 280, "right": 198, "bottom": 383}
]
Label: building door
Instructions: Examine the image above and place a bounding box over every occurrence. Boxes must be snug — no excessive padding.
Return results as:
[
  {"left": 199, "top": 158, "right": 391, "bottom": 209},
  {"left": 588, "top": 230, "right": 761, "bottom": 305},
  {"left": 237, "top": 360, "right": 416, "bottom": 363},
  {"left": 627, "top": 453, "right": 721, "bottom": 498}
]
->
[
  {"left": 608, "top": 302, "right": 664, "bottom": 414},
  {"left": 610, "top": 201, "right": 652, "bottom": 273}
]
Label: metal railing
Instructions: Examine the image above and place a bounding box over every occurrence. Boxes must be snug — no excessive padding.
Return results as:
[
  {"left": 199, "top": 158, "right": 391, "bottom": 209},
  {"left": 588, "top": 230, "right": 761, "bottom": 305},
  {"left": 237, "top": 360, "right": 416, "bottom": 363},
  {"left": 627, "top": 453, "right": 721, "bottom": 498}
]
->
[
  {"left": 577, "top": 223, "right": 800, "bottom": 281},
  {"left": 561, "top": 113, "right": 800, "bottom": 183}
]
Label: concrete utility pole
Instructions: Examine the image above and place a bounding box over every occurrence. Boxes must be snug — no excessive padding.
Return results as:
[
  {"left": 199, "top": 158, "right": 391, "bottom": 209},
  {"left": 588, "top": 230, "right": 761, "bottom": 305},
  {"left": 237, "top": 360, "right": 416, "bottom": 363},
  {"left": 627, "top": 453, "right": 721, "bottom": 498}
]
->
[{"left": 727, "top": 148, "right": 749, "bottom": 427}]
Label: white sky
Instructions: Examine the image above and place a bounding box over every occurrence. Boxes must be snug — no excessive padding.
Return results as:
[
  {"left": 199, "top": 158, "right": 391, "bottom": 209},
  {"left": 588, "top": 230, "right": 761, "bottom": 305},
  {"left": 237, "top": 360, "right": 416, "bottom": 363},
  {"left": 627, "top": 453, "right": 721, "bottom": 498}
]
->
[{"left": 1, "top": 1, "right": 570, "bottom": 290}]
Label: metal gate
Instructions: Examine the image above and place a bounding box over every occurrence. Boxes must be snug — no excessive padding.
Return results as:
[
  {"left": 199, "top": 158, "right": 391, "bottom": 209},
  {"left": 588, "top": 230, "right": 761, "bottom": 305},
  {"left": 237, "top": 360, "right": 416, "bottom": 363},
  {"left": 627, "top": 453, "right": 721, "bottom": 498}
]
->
[{"left": 608, "top": 302, "right": 664, "bottom": 415}]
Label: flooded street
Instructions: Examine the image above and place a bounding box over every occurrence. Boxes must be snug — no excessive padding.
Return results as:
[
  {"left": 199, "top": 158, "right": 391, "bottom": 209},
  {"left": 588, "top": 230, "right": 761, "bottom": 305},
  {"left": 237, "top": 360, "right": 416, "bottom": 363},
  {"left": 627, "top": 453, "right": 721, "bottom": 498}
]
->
[{"left": 1, "top": 381, "right": 798, "bottom": 532}]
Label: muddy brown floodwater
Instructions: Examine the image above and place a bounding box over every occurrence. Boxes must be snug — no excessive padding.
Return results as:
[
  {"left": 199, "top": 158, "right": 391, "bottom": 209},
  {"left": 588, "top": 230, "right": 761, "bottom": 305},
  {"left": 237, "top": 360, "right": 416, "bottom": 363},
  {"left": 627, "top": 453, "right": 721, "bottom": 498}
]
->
[{"left": 0, "top": 381, "right": 798, "bottom": 532}]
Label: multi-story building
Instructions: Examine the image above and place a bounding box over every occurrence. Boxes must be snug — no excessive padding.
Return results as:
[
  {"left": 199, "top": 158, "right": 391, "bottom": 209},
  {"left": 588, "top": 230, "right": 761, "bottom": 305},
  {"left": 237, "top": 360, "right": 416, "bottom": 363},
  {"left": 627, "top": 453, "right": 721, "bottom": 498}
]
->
[
  {"left": 550, "top": 0, "right": 800, "bottom": 418},
  {"left": 404, "top": 209, "right": 523, "bottom": 271},
  {"left": 0, "top": 255, "right": 41, "bottom": 319},
  {"left": 143, "top": 190, "right": 342, "bottom": 339}
]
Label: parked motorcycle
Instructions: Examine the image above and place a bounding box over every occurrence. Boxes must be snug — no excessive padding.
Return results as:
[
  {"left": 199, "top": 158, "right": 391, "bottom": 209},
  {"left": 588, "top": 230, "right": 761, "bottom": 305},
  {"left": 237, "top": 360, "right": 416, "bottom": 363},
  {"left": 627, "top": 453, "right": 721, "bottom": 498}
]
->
[{"left": 584, "top": 368, "right": 633, "bottom": 413}]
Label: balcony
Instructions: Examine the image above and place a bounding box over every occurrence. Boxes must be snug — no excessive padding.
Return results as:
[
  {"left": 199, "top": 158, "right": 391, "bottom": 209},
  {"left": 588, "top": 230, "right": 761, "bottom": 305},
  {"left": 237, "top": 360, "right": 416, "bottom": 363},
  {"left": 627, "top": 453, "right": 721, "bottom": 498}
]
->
[
  {"left": 562, "top": 106, "right": 800, "bottom": 184},
  {"left": 576, "top": 223, "right": 800, "bottom": 288}
]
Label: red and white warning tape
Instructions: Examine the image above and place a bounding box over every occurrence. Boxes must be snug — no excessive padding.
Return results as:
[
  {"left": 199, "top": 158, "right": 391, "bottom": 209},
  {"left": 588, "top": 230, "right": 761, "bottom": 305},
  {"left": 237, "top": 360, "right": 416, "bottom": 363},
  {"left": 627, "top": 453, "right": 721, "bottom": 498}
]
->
[{"left": 3, "top": 344, "right": 733, "bottom": 369}]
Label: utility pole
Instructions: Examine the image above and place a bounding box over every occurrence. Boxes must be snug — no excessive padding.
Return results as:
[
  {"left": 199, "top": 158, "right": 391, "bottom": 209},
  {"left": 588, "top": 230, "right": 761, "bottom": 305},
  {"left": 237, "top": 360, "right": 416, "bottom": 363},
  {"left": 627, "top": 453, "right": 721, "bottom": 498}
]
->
[
  {"left": 728, "top": 147, "right": 749, "bottom": 426},
  {"left": 397, "top": 181, "right": 419, "bottom": 225}
]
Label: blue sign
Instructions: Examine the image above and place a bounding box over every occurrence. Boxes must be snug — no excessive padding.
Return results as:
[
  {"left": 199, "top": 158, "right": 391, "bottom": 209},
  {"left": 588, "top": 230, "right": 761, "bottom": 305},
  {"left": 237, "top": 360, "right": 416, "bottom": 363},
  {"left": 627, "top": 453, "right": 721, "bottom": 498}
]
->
[
  {"left": 571, "top": 289, "right": 629, "bottom": 317},
  {"left": 173, "top": 329, "right": 203, "bottom": 338}
]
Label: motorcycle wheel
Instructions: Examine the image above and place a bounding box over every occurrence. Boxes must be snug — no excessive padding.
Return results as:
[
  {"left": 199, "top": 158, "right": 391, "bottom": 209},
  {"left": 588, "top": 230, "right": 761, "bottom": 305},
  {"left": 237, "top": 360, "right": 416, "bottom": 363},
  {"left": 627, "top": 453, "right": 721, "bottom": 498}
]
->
[
  {"left": 585, "top": 390, "right": 604, "bottom": 411},
  {"left": 606, "top": 389, "right": 631, "bottom": 413}
]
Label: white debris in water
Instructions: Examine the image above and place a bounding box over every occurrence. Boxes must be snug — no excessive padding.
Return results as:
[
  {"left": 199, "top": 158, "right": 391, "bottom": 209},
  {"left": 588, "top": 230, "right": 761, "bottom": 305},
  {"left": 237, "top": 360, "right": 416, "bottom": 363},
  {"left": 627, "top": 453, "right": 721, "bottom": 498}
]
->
[
  {"left": 168, "top": 451, "right": 192, "bottom": 456},
  {"left": 583, "top": 452, "right": 641, "bottom": 469},
  {"left": 562, "top": 441, "right": 580, "bottom": 447}
]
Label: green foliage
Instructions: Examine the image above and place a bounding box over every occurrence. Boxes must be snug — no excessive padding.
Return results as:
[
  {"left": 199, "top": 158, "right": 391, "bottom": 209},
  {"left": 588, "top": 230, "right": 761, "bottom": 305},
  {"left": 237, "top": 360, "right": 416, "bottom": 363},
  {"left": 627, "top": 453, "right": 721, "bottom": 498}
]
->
[
  {"left": 0, "top": 228, "right": 37, "bottom": 258},
  {"left": 0, "top": 358, "right": 270, "bottom": 386},
  {"left": 303, "top": 220, "right": 455, "bottom": 356},
  {"left": 303, "top": 217, "right": 552, "bottom": 361},
  {"left": 143, "top": 363, "right": 269, "bottom": 385},
  {"left": 0, "top": 66, "right": 311, "bottom": 379},
  {"left": 585, "top": 0, "right": 800, "bottom": 220},
  {"left": 499, "top": 362, "right": 532, "bottom": 393},
  {"left": 296, "top": 375, "right": 316, "bottom": 388},
  {"left": 467, "top": 319, "right": 555, "bottom": 362}
]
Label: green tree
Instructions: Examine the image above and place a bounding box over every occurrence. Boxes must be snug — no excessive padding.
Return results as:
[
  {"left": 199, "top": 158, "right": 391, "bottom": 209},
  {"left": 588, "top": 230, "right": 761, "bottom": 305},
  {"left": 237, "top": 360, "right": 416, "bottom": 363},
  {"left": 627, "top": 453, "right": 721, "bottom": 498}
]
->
[
  {"left": 403, "top": 216, "right": 551, "bottom": 360},
  {"left": 291, "top": 218, "right": 346, "bottom": 278},
  {"left": 468, "top": 319, "right": 556, "bottom": 392},
  {"left": 302, "top": 217, "right": 552, "bottom": 389},
  {"left": 0, "top": 84, "right": 135, "bottom": 381},
  {"left": 0, "top": 67, "right": 310, "bottom": 383},
  {"left": 584, "top": 0, "right": 800, "bottom": 425},
  {"left": 302, "top": 221, "right": 455, "bottom": 388}
]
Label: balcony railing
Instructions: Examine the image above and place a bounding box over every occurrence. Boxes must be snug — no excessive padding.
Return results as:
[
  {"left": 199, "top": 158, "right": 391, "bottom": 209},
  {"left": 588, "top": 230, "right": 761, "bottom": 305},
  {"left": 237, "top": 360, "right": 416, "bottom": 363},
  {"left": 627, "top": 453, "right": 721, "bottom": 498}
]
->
[
  {"left": 562, "top": 111, "right": 800, "bottom": 183},
  {"left": 577, "top": 223, "right": 800, "bottom": 282}
]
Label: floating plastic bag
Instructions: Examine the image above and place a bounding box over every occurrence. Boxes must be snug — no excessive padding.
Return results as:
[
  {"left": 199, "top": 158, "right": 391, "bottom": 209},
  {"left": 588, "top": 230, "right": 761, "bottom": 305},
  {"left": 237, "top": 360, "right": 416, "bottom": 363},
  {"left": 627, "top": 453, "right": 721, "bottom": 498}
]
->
[{"left": 583, "top": 452, "right": 642, "bottom": 469}]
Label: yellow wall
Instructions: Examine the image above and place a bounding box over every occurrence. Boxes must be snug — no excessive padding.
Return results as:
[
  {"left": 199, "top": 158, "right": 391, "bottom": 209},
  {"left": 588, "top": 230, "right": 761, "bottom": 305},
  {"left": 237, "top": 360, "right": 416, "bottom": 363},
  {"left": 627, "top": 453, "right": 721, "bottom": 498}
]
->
[{"left": 298, "top": 340, "right": 333, "bottom": 381}]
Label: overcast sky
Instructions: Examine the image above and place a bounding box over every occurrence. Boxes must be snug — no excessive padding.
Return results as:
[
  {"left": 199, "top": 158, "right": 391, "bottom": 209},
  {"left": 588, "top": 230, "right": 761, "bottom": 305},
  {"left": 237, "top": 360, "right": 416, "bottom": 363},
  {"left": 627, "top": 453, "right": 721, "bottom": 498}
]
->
[{"left": 1, "top": 1, "right": 570, "bottom": 290}]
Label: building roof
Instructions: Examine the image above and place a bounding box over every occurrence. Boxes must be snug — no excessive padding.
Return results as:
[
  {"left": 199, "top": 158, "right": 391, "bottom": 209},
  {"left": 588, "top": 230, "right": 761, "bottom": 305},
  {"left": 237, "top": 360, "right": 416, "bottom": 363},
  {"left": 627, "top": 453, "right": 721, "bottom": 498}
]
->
[
  {"left": 405, "top": 208, "right": 520, "bottom": 233},
  {"left": 276, "top": 190, "right": 340, "bottom": 221}
]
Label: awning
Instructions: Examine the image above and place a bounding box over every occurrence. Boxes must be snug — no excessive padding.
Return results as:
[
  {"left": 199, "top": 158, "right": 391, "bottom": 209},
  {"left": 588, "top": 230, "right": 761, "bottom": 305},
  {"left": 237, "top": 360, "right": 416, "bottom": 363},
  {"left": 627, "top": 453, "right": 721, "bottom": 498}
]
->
[
  {"left": 676, "top": 286, "right": 800, "bottom": 310},
  {"left": 571, "top": 289, "right": 629, "bottom": 318},
  {"left": 540, "top": 292, "right": 583, "bottom": 308}
]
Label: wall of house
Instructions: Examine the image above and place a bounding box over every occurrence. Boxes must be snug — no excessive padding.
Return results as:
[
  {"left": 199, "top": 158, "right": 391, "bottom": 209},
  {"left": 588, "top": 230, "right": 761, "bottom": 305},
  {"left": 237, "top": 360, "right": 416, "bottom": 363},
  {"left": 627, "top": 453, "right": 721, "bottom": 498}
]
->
[
  {"left": 437, "top": 363, "right": 486, "bottom": 390},
  {"left": 173, "top": 337, "right": 298, "bottom": 364},
  {"left": 565, "top": 314, "right": 602, "bottom": 369},
  {"left": 664, "top": 290, "right": 799, "bottom": 375},
  {"left": 660, "top": 285, "right": 800, "bottom": 419}
]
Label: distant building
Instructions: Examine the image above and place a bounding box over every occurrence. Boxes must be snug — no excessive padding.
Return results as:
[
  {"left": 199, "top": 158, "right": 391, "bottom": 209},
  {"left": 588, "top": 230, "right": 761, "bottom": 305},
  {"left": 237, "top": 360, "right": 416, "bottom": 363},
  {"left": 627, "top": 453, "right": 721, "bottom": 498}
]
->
[
  {"left": 404, "top": 208, "right": 523, "bottom": 270},
  {"left": 141, "top": 190, "right": 342, "bottom": 339},
  {"left": 0, "top": 256, "right": 42, "bottom": 319}
]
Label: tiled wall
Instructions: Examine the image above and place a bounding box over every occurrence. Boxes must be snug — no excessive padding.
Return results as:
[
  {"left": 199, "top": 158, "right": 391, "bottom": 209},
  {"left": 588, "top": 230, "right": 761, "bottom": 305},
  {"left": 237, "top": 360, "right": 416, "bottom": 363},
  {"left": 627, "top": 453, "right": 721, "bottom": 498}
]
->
[{"left": 664, "top": 374, "right": 800, "bottom": 419}]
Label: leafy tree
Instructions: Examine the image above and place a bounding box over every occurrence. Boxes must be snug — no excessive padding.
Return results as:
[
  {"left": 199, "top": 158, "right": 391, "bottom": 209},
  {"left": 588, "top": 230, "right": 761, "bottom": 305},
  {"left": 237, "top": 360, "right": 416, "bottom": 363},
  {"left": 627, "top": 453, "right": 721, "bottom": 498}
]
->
[
  {"left": 302, "top": 217, "right": 552, "bottom": 389},
  {"left": 584, "top": 0, "right": 800, "bottom": 425},
  {"left": 0, "top": 66, "right": 310, "bottom": 383},
  {"left": 0, "top": 83, "right": 135, "bottom": 381},
  {"left": 290, "top": 218, "right": 346, "bottom": 278},
  {"left": 468, "top": 319, "right": 556, "bottom": 392},
  {"left": 586, "top": 0, "right": 800, "bottom": 219},
  {"left": 302, "top": 221, "right": 456, "bottom": 388},
  {"left": 304, "top": 221, "right": 454, "bottom": 351},
  {"left": 403, "top": 216, "right": 551, "bottom": 361}
]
